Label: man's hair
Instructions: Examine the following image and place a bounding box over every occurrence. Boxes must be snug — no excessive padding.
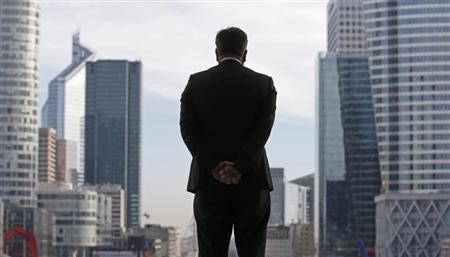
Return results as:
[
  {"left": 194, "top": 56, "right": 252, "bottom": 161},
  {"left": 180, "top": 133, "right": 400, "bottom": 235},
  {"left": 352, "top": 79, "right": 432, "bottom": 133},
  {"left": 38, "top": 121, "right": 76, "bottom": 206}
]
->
[{"left": 215, "top": 27, "right": 248, "bottom": 57}]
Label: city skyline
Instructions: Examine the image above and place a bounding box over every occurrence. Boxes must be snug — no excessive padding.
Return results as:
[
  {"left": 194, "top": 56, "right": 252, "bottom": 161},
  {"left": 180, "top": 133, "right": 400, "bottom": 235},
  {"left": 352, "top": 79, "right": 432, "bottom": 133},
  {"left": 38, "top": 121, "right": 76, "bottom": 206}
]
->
[{"left": 37, "top": 2, "right": 325, "bottom": 229}]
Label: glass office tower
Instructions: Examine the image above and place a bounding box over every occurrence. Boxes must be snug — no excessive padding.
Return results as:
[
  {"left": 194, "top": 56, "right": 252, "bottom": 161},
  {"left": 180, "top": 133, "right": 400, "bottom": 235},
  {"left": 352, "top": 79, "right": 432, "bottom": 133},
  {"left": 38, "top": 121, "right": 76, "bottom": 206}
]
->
[
  {"left": 85, "top": 60, "right": 142, "bottom": 228},
  {"left": 42, "top": 32, "right": 94, "bottom": 185},
  {"left": 316, "top": 52, "right": 380, "bottom": 256},
  {"left": 0, "top": 0, "right": 40, "bottom": 208}
]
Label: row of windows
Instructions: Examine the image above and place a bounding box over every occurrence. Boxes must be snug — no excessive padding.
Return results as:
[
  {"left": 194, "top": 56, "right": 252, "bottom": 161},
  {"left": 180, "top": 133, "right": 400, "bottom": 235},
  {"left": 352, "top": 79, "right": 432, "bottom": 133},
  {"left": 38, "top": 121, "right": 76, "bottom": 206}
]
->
[
  {"left": 38, "top": 194, "right": 97, "bottom": 201},
  {"left": 376, "top": 113, "right": 450, "bottom": 123},
  {"left": 378, "top": 123, "right": 450, "bottom": 133},
  {"left": 382, "top": 163, "right": 450, "bottom": 171},
  {"left": 374, "top": 94, "right": 450, "bottom": 104},
  {"left": 368, "top": 26, "right": 450, "bottom": 38},
  {"left": 379, "top": 134, "right": 450, "bottom": 142},
  {"left": 381, "top": 153, "right": 450, "bottom": 161},
  {"left": 55, "top": 220, "right": 96, "bottom": 226},
  {"left": 373, "top": 85, "right": 450, "bottom": 95},
  {"left": 389, "top": 183, "right": 450, "bottom": 190},
  {"left": 364, "top": 7, "right": 450, "bottom": 19},
  {"left": 372, "top": 65, "right": 450, "bottom": 76},
  {"left": 370, "top": 36, "right": 450, "bottom": 49},
  {"left": 373, "top": 75, "right": 450, "bottom": 85},
  {"left": 372, "top": 46, "right": 450, "bottom": 57},
  {"left": 364, "top": 0, "right": 450, "bottom": 10},
  {"left": 379, "top": 143, "right": 450, "bottom": 152},
  {"left": 0, "top": 190, "right": 32, "bottom": 196},
  {"left": 0, "top": 181, "right": 33, "bottom": 187},
  {"left": 366, "top": 17, "right": 450, "bottom": 29}
]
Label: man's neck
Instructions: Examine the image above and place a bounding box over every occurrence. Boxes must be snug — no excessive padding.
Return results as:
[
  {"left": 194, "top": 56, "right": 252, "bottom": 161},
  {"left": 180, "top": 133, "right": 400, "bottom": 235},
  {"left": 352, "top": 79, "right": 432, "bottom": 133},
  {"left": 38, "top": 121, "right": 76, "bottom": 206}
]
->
[{"left": 220, "top": 56, "right": 242, "bottom": 64}]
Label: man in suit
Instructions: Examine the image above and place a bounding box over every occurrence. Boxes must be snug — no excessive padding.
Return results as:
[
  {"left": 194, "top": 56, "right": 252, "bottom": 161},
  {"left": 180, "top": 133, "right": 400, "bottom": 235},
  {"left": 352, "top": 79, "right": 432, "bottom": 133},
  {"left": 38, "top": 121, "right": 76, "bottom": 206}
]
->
[{"left": 180, "top": 27, "right": 277, "bottom": 257}]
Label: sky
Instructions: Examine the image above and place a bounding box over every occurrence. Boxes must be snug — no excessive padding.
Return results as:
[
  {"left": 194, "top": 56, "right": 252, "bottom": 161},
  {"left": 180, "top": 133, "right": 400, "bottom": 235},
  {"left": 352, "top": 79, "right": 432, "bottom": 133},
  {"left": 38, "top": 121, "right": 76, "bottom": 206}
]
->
[{"left": 38, "top": 0, "right": 327, "bottom": 232}]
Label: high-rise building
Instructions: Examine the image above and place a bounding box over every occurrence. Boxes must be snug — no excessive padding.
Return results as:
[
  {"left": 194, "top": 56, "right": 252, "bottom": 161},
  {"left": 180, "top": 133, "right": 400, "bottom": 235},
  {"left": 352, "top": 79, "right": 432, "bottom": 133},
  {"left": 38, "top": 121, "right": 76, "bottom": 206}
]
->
[
  {"left": 85, "top": 60, "right": 142, "bottom": 228},
  {"left": 316, "top": 52, "right": 352, "bottom": 256},
  {"left": 0, "top": 0, "right": 40, "bottom": 208},
  {"left": 42, "top": 32, "right": 95, "bottom": 185},
  {"left": 317, "top": 51, "right": 380, "bottom": 256},
  {"left": 269, "top": 168, "right": 285, "bottom": 225},
  {"left": 56, "top": 139, "right": 78, "bottom": 183},
  {"left": 38, "top": 128, "right": 57, "bottom": 183},
  {"left": 317, "top": 0, "right": 381, "bottom": 255},
  {"left": 363, "top": 1, "right": 450, "bottom": 256},
  {"left": 327, "top": 0, "right": 367, "bottom": 53}
]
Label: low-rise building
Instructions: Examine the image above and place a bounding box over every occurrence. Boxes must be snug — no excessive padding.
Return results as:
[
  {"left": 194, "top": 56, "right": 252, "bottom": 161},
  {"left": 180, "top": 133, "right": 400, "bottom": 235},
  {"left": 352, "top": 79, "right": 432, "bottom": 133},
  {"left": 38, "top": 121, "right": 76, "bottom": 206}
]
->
[
  {"left": 376, "top": 192, "right": 450, "bottom": 257},
  {"left": 130, "top": 224, "right": 178, "bottom": 257},
  {"left": 37, "top": 183, "right": 112, "bottom": 257}
]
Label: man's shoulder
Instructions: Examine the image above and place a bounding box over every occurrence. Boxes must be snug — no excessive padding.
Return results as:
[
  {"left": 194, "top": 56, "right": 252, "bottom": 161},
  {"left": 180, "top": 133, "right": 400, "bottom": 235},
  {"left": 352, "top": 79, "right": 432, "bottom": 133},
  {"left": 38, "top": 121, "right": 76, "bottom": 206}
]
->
[{"left": 189, "top": 65, "right": 271, "bottom": 81}]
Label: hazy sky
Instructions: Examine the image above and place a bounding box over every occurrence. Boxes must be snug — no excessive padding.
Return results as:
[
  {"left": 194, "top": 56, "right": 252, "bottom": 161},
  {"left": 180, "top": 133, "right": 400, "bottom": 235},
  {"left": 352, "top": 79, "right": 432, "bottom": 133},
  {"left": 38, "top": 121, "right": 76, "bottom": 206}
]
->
[{"left": 39, "top": 0, "right": 327, "bottom": 232}]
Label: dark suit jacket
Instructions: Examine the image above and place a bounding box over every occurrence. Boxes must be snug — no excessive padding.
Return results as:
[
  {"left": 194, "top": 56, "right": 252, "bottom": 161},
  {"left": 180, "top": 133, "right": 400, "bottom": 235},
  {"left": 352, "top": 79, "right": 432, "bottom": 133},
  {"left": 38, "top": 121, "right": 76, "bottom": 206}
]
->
[{"left": 180, "top": 59, "right": 277, "bottom": 193}]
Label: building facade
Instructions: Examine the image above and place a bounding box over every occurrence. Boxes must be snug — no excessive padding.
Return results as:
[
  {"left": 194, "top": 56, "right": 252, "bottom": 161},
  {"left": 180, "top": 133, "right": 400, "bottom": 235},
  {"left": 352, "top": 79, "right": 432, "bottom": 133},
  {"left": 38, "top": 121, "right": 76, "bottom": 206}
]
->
[
  {"left": 38, "top": 128, "right": 56, "bottom": 183},
  {"left": 375, "top": 193, "right": 450, "bottom": 257},
  {"left": 130, "top": 224, "right": 178, "bottom": 257},
  {"left": 328, "top": 0, "right": 367, "bottom": 53},
  {"left": 270, "top": 168, "right": 286, "bottom": 225},
  {"left": 363, "top": 1, "right": 450, "bottom": 256},
  {"left": 285, "top": 183, "right": 311, "bottom": 225},
  {"left": 56, "top": 139, "right": 78, "bottom": 183},
  {"left": 42, "top": 32, "right": 95, "bottom": 185},
  {"left": 363, "top": 0, "right": 450, "bottom": 193},
  {"left": 316, "top": 52, "right": 352, "bottom": 256},
  {"left": 37, "top": 183, "right": 112, "bottom": 257},
  {"left": 0, "top": 0, "right": 40, "bottom": 208},
  {"left": 3, "top": 202, "right": 55, "bottom": 257},
  {"left": 290, "top": 173, "right": 315, "bottom": 222},
  {"left": 85, "top": 60, "right": 142, "bottom": 228},
  {"left": 265, "top": 225, "right": 295, "bottom": 257},
  {"left": 85, "top": 184, "right": 126, "bottom": 245}
]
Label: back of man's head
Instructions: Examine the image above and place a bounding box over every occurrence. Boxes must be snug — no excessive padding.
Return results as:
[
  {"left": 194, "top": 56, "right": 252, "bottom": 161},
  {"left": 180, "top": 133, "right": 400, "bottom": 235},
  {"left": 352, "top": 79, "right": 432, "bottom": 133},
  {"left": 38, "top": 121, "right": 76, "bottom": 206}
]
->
[{"left": 215, "top": 27, "right": 248, "bottom": 57}]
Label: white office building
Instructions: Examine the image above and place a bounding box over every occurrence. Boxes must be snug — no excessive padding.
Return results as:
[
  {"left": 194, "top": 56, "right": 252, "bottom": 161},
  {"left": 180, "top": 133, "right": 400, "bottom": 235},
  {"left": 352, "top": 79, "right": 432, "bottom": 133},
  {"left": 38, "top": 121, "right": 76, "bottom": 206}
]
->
[
  {"left": 0, "top": 0, "right": 40, "bottom": 208},
  {"left": 285, "top": 183, "right": 311, "bottom": 225},
  {"left": 42, "top": 32, "right": 94, "bottom": 185},
  {"left": 85, "top": 184, "right": 126, "bottom": 244},
  {"left": 37, "top": 183, "right": 112, "bottom": 257}
]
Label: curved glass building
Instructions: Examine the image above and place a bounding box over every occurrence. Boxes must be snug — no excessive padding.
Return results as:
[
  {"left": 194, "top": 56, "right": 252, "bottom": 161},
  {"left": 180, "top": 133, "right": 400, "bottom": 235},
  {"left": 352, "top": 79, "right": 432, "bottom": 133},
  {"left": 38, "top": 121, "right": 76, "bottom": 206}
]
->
[
  {"left": 0, "top": 0, "right": 40, "bottom": 207},
  {"left": 364, "top": 0, "right": 450, "bottom": 192}
]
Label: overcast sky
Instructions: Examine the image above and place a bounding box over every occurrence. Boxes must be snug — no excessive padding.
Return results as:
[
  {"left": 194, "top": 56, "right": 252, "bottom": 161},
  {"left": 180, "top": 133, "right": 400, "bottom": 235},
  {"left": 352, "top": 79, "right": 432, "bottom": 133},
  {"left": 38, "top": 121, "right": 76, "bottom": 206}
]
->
[{"left": 39, "top": 0, "right": 327, "bottom": 231}]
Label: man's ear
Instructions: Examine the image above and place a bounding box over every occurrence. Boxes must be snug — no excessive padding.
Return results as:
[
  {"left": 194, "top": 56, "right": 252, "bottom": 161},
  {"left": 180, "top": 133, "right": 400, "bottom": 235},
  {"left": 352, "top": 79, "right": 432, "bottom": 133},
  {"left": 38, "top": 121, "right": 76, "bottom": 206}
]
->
[
  {"left": 215, "top": 49, "right": 220, "bottom": 63},
  {"left": 242, "top": 50, "right": 248, "bottom": 64}
]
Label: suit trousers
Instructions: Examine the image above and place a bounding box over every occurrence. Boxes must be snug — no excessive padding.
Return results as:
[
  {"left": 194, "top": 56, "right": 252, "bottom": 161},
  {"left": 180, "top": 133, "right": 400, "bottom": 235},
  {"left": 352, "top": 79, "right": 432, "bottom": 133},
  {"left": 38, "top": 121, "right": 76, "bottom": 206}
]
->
[{"left": 194, "top": 186, "right": 271, "bottom": 257}]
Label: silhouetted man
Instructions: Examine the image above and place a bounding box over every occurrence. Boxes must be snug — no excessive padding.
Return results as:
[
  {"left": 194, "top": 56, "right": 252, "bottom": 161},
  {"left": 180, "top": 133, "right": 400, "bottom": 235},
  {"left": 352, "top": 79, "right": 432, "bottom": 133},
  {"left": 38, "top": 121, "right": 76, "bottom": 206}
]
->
[{"left": 180, "top": 27, "right": 277, "bottom": 257}]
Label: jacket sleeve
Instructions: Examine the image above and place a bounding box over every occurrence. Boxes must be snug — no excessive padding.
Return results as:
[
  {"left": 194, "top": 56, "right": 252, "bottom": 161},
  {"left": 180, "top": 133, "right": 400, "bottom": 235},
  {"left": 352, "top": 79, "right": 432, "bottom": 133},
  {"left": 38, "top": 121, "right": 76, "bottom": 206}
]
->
[
  {"left": 234, "top": 77, "right": 277, "bottom": 174},
  {"left": 180, "top": 76, "right": 200, "bottom": 157}
]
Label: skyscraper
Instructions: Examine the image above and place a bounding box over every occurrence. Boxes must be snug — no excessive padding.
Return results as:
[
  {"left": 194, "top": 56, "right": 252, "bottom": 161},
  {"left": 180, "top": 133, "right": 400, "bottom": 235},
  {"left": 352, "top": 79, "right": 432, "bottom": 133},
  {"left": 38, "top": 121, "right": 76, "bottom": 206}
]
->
[
  {"left": 42, "top": 32, "right": 95, "bottom": 185},
  {"left": 363, "top": 1, "right": 450, "bottom": 256},
  {"left": 38, "top": 128, "right": 56, "bottom": 183},
  {"left": 85, "top": 60, "right": 142, "bottom": 228},
  {"left": 0, "top": 0, "right": 40, "bottom": 208},
  {"left": 363, "top": 0, "right": 450, "bottom": 193},
  {"left": 316, "top": 52, "right": 352, "bottom": 256}
]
